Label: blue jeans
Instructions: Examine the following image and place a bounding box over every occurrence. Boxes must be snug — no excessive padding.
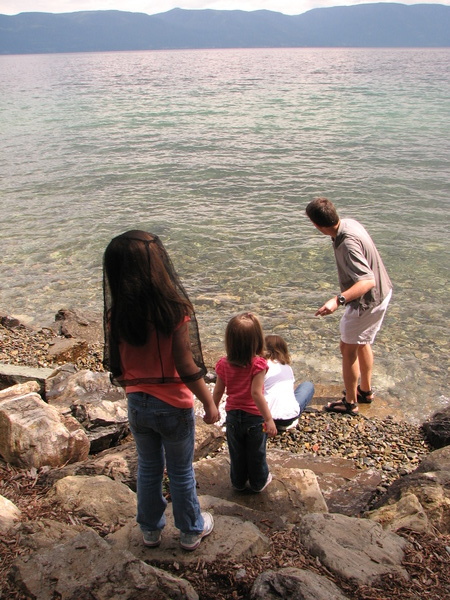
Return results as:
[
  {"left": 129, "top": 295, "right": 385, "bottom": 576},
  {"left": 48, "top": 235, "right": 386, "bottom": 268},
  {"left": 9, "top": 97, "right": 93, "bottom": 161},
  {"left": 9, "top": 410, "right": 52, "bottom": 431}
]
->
[
  {"left": 127, "top": 392, "right": 204, "bottom": 535},
  {"left": 225, "top": 409, "right": 269, "bottom": 491},
  {"left": 275, "top": 381, "right": 315, "bottom": 430},
  {"left": 294, "top": 381, "right": 315, "bottom": 414}
]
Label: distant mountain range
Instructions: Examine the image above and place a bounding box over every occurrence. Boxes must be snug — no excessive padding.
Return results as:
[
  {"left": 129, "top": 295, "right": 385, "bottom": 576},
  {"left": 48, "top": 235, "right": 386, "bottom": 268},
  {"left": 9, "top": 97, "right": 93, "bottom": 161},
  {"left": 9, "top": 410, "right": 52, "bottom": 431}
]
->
[{"left": 1, "top": 3, "right": 449, "bottom": 54}]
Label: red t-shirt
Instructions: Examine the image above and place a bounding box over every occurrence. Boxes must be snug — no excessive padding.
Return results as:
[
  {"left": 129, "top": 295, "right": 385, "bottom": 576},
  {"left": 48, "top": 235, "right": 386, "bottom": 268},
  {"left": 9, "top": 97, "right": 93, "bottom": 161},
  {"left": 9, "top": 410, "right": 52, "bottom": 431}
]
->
[
  {"left": 119, "top": 316, "right": 193, "bottom": 409},
  {"left": 215, "top": 355, "right": 268, "bottom": 416}
]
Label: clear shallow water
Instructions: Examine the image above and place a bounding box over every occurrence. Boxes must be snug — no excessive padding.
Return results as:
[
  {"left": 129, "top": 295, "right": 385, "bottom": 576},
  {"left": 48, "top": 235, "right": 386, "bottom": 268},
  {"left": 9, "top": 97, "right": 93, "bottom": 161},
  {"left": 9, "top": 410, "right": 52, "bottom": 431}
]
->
[{"left": 1, "top": 48, "right": 449, "bottom": 423}]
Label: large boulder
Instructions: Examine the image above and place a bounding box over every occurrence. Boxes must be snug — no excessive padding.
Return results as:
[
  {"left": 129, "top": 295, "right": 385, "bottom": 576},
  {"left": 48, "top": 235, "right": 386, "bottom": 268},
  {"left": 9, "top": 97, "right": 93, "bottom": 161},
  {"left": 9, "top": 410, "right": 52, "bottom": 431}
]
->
[
  {"left": 297, "top": 512, "right": 409, "bottom": 585},
  {"left": 194, "top": 452, "right": 328, "bottom": 524},
  {"left": 0, "top": 388, "right": 89, "bottom": 468},
  {"left": 46, "top": 368, "right": 129, "bottom": 452},
  {"left": 42, "top": 475, "right": 136, "bottom": 527},
  {"left": 12, "top": 528, "right": 199, "bottom": 600},
  {"left": 109, "top": 495, "right": 270, "bottom": 567},
  {"left": 368, "top": 446, "right": 450, "bottom": 533},
  {"left": 251, "top": 567, "right": 350, "bottom": 600}
]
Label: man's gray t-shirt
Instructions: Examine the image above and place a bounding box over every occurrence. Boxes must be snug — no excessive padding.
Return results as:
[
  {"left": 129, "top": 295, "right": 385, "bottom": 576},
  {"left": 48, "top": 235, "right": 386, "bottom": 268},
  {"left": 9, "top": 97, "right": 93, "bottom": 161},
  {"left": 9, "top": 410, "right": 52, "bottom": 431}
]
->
[{"left": 333, "top": 218, "right": 392, "bottom": 311}]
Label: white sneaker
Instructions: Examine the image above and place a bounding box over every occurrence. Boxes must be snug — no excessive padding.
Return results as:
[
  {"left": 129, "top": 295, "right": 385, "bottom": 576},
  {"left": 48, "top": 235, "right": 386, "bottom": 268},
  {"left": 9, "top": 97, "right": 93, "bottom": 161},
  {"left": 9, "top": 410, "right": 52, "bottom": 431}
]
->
[
  {"left": 251, "top": 472, "right": 273, "bottom": 493},
  {"left": 142, "top": 530, "right": 162, "bottom": 547},
  {"left": 179, "top": 512, "right": 214, "bottom": 551}
]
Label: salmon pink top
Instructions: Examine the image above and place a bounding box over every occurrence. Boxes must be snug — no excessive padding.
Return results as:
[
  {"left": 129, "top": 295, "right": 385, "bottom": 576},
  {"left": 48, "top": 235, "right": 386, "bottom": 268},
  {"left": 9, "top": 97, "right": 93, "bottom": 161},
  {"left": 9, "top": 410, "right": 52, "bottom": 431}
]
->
[
  {"left": 215, "top": 355, "right": 268, "bottom": 416},
  {"left": 119, "top": 316, "right": 193, "bottom": 408}
]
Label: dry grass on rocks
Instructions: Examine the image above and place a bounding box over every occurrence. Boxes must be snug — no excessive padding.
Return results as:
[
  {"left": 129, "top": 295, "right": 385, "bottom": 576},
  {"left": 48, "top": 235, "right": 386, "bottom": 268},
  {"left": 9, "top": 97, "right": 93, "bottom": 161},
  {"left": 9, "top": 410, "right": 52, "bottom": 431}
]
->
[{"left": 1, "top": 458, "right": 449, "bottom": 600}]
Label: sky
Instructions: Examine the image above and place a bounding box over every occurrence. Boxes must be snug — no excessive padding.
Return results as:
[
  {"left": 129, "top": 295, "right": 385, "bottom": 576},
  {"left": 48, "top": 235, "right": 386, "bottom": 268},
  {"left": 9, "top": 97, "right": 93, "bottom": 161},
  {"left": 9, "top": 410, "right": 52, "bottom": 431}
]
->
[{"left": 1, "top": 0, "right": 449, "bottom": 17}]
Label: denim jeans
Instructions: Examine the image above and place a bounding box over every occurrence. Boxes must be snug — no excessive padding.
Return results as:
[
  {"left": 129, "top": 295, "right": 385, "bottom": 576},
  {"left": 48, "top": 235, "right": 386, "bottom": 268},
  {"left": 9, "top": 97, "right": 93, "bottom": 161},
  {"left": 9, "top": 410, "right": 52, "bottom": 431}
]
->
[
  {"left": 294, "top": 381, "right": 315, "bottom": 413},
  {"left": 127, "top": 392, "right": 204, "bottom": 535},
  {"left": 275, "top": 381, "right": 315, "bottom": 430},
  {"left": 225, "top": 409, "right": 269, "bottom": 491}
]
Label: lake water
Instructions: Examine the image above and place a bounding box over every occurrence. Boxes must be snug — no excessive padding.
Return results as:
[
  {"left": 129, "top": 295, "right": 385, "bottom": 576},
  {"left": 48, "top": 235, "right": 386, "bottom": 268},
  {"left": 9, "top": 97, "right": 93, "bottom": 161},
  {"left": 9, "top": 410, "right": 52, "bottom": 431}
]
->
[{"left": 1, "top": 48, "right": 449, "bottom": 424}]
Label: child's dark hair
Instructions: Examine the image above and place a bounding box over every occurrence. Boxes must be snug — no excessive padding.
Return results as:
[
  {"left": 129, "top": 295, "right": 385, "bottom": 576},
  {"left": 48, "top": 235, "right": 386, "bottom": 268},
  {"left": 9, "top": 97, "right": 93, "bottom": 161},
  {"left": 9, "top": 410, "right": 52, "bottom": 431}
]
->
[
  {"left": 225, "top": 312, "right": 264, "bottom": 367},
  {"left": 265, "top": 334, "right": 291, "bottom": 365},
  {"left": 103, "top": 230, "right": 193, "bottom": 346}
]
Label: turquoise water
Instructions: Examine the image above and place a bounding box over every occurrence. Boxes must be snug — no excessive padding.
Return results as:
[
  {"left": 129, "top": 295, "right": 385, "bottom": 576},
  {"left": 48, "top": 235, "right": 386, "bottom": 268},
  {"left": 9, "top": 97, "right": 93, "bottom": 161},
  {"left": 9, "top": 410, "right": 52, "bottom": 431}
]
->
[{"left": 0, "top": 48, "right": 449, "bottom": 423}]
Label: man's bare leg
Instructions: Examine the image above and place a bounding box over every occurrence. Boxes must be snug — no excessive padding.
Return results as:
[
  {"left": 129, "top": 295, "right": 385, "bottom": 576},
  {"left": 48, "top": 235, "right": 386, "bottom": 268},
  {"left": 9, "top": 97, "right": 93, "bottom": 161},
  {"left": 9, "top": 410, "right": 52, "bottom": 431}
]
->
[
  {"left": 358, "top": 343, "right": 374, "bottom": 398},
  {"left": 340, "top": 341, "right": 360, "bottom": 405}
]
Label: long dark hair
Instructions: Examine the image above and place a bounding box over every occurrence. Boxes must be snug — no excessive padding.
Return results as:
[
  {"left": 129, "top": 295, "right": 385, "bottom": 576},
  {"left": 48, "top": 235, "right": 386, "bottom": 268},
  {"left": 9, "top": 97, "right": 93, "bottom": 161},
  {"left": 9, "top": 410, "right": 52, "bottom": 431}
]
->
[
  {"left": 103, "top": 230, "right": 192, "bottom": 345},
  {"left": 103, "top": 230, "right": 206, "bottom": 384}
]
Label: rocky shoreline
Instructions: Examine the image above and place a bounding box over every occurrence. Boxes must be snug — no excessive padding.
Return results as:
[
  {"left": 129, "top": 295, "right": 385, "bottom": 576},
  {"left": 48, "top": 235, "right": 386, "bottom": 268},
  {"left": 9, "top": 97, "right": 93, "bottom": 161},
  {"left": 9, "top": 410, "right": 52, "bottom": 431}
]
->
[
  {"left": 0, "top": 311, "right": 432, "bottom": 500},
  {"left": 1, "top": 310, "right": 449, "bottom": 600}
]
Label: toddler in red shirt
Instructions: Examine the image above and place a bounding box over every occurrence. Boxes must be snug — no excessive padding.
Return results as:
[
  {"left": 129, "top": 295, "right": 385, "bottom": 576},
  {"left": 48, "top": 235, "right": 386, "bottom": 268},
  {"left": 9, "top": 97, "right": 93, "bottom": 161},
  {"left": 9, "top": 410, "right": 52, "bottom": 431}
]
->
[{"left": 213, "top": 312, "right": 277, "bottom": 492}]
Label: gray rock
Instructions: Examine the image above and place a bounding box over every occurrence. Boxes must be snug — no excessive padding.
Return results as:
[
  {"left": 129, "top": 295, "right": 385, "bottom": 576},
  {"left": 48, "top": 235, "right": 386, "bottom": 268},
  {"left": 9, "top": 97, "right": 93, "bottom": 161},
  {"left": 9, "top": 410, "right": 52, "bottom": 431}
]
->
[
  {"left": 46, "top": 369, "right": 129, "bottom": 452},
  {"left": 422, "top": 406, "right": 450, "bottom": 449},
  {"left": 251, "top": 567, "right": 350, "bottom": 600},
  {"left": 0, "top": 362, "right": 55, "bottom": 395},
  {"left": 194, "top": 452, "right": 328, "bottom": 523},
  {"left": 17, "top": 518, "right": 88, "bottom": 550},
  {"left": 0, "top": 494, "right": 21, "bottom": 533},
  {"left": 0, "top": 390, "right": 89, "bottom": 468},
  {"left": 108, "top": 496, "right": 270, "bottom": 566},
  {"left": 11, "top": 528, "right": 199, "bottom": 600},
  {"left": 42, "top": 475, "right": 136, "bottom": 527},
  {"left": 297, "top": 512, "right": 409, "bottom": 584}
]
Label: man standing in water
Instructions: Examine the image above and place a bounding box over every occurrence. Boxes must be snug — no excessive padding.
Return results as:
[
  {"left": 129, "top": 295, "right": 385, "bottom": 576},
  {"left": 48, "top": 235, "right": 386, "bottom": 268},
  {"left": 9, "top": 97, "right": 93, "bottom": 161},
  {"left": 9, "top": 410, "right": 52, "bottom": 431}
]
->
[{"left": 305, "top": 197, "right": 392, "bottom": 415}]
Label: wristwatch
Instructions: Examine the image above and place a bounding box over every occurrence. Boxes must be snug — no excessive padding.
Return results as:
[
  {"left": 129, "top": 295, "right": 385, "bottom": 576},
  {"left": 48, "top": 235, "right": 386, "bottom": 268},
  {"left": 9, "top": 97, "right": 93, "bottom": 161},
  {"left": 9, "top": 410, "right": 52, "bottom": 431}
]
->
[{"left": 337, "top": 294, "right": 346, "bottom": 306}]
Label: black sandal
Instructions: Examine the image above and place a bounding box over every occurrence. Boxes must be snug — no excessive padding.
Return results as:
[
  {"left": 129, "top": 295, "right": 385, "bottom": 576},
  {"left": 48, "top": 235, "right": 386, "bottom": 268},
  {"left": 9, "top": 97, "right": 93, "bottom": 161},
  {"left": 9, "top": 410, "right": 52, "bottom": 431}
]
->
[
  {"left": 343, "top": 385, "right": 374, "bottom": 404},
  {"left": 324, "top": 398, "right": 359, "bottom": 416},
  {"left": 357, "top": 386, "right": 374, "bottom": 404}
]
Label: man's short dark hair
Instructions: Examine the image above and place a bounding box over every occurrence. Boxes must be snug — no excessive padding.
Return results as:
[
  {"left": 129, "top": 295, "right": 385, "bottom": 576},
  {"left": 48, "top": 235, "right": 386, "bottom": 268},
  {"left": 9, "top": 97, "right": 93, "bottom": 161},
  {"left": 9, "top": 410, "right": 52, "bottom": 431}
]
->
[{"left": 306, "top": 197, "right": 340, "bottom": 228}]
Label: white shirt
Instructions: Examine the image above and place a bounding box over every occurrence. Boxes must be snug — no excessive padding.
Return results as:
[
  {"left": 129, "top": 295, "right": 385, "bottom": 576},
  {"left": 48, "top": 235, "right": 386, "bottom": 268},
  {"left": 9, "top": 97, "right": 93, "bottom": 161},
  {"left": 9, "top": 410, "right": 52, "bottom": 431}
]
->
[{"left": 264, "top": 360, "right": 299, "bottom": 420}]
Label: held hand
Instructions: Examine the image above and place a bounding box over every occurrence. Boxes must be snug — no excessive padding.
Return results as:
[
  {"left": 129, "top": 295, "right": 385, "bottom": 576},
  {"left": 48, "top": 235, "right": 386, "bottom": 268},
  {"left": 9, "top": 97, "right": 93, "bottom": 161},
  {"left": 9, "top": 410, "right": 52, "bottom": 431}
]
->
[
  {"left": 263, "top": 419, "right": 278, "bottom": 438},
  {"left": 315, "top": 297, "right": 339, "bottom": 317},
  {"left": 203, "top": 405, "right": 220, "bottom": 425}
]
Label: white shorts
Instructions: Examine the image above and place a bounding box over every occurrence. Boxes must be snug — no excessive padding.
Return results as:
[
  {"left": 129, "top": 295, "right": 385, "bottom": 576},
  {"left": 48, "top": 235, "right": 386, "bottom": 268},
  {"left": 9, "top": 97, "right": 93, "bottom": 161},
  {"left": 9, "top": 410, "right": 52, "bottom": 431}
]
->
[{"left": 340, "top": 290, "right": 392, "bottom": 345}]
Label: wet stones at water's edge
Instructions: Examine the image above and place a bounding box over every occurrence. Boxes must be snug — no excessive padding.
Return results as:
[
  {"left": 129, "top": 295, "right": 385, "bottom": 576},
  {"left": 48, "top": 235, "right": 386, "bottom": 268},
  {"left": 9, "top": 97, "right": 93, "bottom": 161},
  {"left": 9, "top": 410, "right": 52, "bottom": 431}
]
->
[{"left": 269, "top": 410, "right": 432, "bottom": 495}]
